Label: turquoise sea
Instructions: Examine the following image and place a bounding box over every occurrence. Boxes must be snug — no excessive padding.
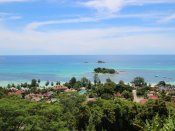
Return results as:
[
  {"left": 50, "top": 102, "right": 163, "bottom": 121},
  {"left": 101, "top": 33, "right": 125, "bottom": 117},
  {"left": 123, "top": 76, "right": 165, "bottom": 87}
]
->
[{"left": 0, "top": 55, "right": 175, "bottom": 86}]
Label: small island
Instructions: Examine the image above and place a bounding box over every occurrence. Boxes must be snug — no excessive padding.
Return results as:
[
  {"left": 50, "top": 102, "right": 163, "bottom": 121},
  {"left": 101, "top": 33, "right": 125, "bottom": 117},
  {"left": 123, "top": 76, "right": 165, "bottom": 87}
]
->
[
  {"left": 97, "top": 60, "right": 105, "bottom": 63},
  {"left": 94, "top": 67, "right": 116, "bottom": 74}
]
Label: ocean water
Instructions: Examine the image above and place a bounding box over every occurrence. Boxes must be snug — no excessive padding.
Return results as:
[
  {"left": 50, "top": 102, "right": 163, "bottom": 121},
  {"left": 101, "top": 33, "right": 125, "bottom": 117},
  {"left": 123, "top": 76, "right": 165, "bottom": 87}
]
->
[{"left": 0, "top": 55, "right": 175, "bottom": 86}]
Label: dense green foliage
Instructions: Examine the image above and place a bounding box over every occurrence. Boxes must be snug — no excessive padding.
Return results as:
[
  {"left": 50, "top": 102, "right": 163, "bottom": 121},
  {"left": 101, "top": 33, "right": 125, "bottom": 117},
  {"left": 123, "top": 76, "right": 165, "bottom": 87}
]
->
[
  {"left": 116, "top": 80, "right": 133, "bottom": 93},
  {"left": 93, "top": 74, "right": 101, "bottom": 85},
  {"left": 157, "top": 81, "right": 166, "bottom": 86},
  {"left": 0, "top": 95, "right": 174, "bottom": 131},
  {"left": 64, "top": 77, "right": 92, "bottom": 89},
  {"left": 159, "top": 90, "right": 175, "bottom": 102},
  {"left": 0, "top": 87, "right": 8, "bottom": 98},
  {"left": 0, "top": 77, "right": 175, "bottom": 131},
  {"left": 132, "top": 77, "right": 146, "bottom": 87},
  {"left": 94, "top": 67, "right": 116, "bottom": 74},
  {"left": 137, "top": 86, "right": 151, "bottom": 97}
]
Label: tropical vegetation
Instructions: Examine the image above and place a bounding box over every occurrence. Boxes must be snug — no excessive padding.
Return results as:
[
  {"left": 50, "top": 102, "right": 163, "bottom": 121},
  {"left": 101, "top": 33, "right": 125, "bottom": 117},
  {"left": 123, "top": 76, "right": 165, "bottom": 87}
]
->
[{"left": 0, "top": 76, "right": 174, "bottom": 131}]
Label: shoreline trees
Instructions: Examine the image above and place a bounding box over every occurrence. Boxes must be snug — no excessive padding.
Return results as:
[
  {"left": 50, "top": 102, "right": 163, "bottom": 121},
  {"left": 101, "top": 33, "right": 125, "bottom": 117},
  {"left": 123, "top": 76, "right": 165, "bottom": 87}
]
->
[
  {"left": 0, "top": 77, "right": 175, "bottom": 131},
  {"left": 94, "top": 67, "right": 116, "bottom": 74}
]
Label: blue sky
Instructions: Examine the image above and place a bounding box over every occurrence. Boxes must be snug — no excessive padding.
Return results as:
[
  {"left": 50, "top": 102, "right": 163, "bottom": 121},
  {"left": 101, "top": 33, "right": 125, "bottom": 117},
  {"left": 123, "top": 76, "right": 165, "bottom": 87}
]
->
[{"left": 0, "top": 0, "right": 175, "bottom": 55}]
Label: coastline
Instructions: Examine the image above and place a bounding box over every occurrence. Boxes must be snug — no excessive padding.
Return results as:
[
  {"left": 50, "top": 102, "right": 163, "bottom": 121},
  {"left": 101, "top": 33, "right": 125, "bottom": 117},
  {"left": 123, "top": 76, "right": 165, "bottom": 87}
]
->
[
  {"left": 1, "top": 78, "right": 175, "bottom": 87},
  {"left": 1, "top": 70, "right": 175, "bottom": 87},
  {"left": 0, "top": 55, "right": 175, "bottom": 87}
]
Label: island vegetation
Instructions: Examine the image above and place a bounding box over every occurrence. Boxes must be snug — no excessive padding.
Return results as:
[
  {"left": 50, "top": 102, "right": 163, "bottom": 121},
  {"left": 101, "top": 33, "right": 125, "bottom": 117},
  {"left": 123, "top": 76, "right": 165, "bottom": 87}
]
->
[
  {"left": 0, "top": 76, "right": 175, "bottom": 131},
  {"left": 97, "top": 60, "right": 105, "bottom": 63},
  {"left": 94, "top": 67, "right": 116, "bottom": 74}
]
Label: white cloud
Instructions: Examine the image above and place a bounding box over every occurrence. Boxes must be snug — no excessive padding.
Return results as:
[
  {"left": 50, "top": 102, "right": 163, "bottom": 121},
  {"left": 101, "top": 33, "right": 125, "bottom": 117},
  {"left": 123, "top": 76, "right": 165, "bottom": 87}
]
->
[
  {"left": 82, "top": 0, "right": 124, "bottom": 15},
  {"left": 0, "top": 12, "right": 22, "bottom": 21},
  {"left": 158, "top": 13, "right": 175, "bottom": 23},
  {"left": 0, "top": 26, "right": 175, "bottom": 55},
  {"left": 8, "top": 16, "right": 22, "bottom": 20},
  {"left": 81, "top": 0, "right": 175, "bottom": 15},
  {"left": 0, "top": 0, "right": 30, "bottom": 3},
  {"left": 26, "top": 17, "right": 98, "bottom": 30},
  {"left": 26, "top": 12, "right": 167, "bottom": 30},
  {"left": 25, "top": 0, "right": 175, "bottom": 30},
  {"left": 127, "top": 0, "right": 175, "bottom": 5}
]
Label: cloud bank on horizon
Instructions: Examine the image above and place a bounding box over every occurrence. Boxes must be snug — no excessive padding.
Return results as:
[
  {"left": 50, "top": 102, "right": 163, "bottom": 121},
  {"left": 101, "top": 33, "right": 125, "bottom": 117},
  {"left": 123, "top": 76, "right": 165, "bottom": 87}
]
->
[{"left": 0, "top": 0, "right": 175, "bottom": 55}]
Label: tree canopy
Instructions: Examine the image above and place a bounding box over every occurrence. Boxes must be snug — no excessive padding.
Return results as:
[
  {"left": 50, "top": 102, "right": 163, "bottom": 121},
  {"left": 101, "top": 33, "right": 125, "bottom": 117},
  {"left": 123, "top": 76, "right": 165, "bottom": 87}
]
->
[{"left": 94, "top": 67, "right": 116, "bottom": 74}]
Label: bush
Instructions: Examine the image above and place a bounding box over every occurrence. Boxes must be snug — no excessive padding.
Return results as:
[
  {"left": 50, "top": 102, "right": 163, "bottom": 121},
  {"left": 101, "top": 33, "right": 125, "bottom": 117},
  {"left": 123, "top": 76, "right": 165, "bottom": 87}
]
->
[{"left": 137, "top": 86, "right": 150, "bottom": 96}]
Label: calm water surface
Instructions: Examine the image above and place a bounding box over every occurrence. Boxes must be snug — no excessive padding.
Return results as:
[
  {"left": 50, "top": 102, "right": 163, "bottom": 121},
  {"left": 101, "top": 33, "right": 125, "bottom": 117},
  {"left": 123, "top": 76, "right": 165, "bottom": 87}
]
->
[{"left": 0, "top": 55, "right": 175, "bottom": 86}]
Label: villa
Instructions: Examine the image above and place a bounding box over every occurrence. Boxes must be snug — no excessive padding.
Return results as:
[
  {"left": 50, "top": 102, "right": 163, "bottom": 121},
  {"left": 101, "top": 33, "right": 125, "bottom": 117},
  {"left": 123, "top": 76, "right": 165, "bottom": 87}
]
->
[
  {"left": 147, "top": 91, "right": 156, "bottom": 97},
  {"left": 64, "top": 88, "right": 77, "bottom": 92},
  {"left": 114, "top": 92, "right": 122, "bottom": 97},
  {"left": 140, "top": 99, "right": 148, "bottom": 105},
  {"left": 8, "top": 88, "right": 26, "bottom": 96},
  {"left": 79, "top": 87, "right": 87, "bottom": 95},
  {"left": 43, "top": 91, "right": 54, "bottom": 99},
  {"left": 172, "top": 96, "right": 175, "bottom": 102},
  {"left": 148, "top": 95, "right": 159, "bottom": 100},
  {"left": 87, "top": 97, "right": 96, "bottom": 102},
  {"left": 54, "top": 85, "right": 68, "bottom": 92},
  {"left": 25, "top": 93, "right": 43, "bottom": 102}
]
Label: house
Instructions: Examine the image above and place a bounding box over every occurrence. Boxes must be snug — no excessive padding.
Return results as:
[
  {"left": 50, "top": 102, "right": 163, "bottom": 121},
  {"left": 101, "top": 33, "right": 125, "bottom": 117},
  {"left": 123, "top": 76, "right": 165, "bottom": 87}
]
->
[
  {"left": 54, "top": 85, "right": 68, "bottom": 92},
  {"left": 47, "top": 98, "right": 58, "bottom": 103},
  {"left": 8, "top": 88, "right": 25, "bottom": 96},
  {"left": 43, "top": 93, "right": 51, "bottom": 99},
  {"left": 21, "top": 87, "right": 30, "bottom": 92},
  {"left": 64, "top": 88, "right": 77, "bottom": 92},
  {"left": 147, "top": 91, "right": 156, "bottom": 97},
  {"left": 15, "top": 90, "right": 24, "bottom": 95},
  {"left": 43, "top": 91, "right": 54, "bottom": 99},
  {"left": 148, "top": 95, "right": 159, "bottom": 100},
  {"left": 159, "top": 85, "right": 175, "bottom": 92},
  {"left": 80, "top": 87, "right": 86, "bottom": 90},
  {"left": 140, "top": 99, "right": 148, "bottom": 105},
  {"left": 79, "top": 89, "right": 87, "bottom": 95},
  {"left": 114, "top": 92, "right": 122, "bottom": 97},
  {"left": 9, "top": 87, "right": 18, "bottom": 92},
  {"left": 25, "top": 93, "right": 43, "bottom": 102},
  {"left": 171, "top": 96, "right": 175, "bottom": 102},
  {"left": 87, "top": 97, "right": 96, "bottom": 102}
]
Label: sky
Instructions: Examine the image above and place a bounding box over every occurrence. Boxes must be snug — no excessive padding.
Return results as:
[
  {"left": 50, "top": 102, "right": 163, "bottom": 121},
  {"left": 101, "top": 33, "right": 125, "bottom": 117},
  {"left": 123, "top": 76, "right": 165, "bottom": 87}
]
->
[{"left": 0, "top": 0, "right": 175, "bottom": 55}]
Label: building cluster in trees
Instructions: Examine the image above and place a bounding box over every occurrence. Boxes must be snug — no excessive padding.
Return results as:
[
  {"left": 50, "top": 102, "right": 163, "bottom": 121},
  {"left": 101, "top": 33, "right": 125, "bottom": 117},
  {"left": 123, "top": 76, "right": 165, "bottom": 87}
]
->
[{"left": 0, "top": 76, "right": 175, "bottom": 131}]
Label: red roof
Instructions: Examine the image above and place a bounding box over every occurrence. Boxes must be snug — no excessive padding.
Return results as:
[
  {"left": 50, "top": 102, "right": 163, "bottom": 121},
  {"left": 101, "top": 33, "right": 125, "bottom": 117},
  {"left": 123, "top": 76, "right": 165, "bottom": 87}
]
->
[
  {"left": 149, "top": 95, "right": 159, "bottom": 100},
  {"left": 15, "top": 90, "right": 24, "bottom": 95},
  {"left": 114, "top": 92, "right": 122, "bottom": 97},
  {"left": 140, "top": 99, "right": 148, "bottom": 105},
  {"left": 8, "top": 90, "right": 24, "bottom": 95},
  {"left": 54, "top": 85, "right": 68, "bottom": 91},
  {"left": 43, "top": 93, "right": 50, "bottom": 97}
]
